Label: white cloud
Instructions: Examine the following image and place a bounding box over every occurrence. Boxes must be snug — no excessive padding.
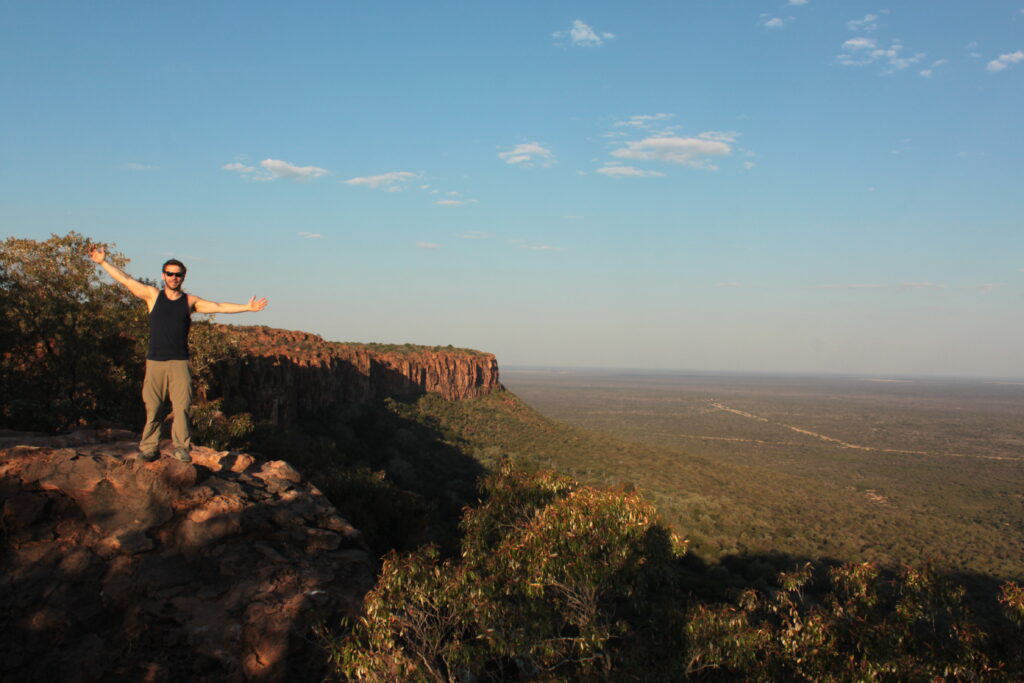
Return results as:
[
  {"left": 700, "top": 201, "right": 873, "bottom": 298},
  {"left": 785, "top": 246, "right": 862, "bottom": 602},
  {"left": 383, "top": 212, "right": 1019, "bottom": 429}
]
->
[
  {"left": 553, "top": 19, "right": 614, "bottom": 47},
  {"left": 764, "top": 17, "right": 786, "bottom": 29},
  {"left": 787, "top": 0, "right": 809, "bottom": 5},
  {"left": 416, "top": 242, "right": 441, "bottom": 250},
  {"left": 436, "top": 199, "right": 480, "bottom": 206},
  {"left": 843, "top": 37, "right": 877, "bottom": 51},
  {"left": 838, "top": 38, "right": 925, "bottom": 72},
  {"left": 975, "top": 283, "right": 1000, "bottom": 292},
  {"left": 595, "top": 164, "right": 665, "bottom": 177},
  {"left": 744, "top": 161, "right": 757, "bottom": 170},
  {"left": 847, "top": 13, "right": 880, "bottom": 32},
  {"left": 611, "top": 135, "right": 732, "bottom": 169},
  {"left": 298, "top": 232, "right": 323, "bottom": 239},
  {"left": 260, "top": 158, "right": 329, "bottom": 180},
  {"left": 499, "top": 142, "right": 556, "bottom": 168},
  {"left": 123, "top": 162, "right": 158, "bottom": 171},
  {"left": 459, "top": 231, "right": 492, "bottom": 240},
  {"left": 344, "top": 171, "right": 419, "bottom": 190},
  {"left": 987, "top": 51, "right": 1024, "bottom": 72},
  {"left": 614, "top": 113, "right": 675, "bottom": 129},
  {"left": 698, "top": 130, "right": 738, "bottom": 143},
  {"left": 920, "top": 59, "right": 948, "bottom": 78},
  {"left": 222, "top": 162, "right": 256, "bottom": 174}
]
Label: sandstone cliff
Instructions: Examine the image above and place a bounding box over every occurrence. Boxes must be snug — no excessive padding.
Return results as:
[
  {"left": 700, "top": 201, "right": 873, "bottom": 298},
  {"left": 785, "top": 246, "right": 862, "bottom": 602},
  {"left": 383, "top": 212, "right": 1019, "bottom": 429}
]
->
[
  {"left": 0, "top": 430, "right": 376, "bottom": 682},
  {"left": 208, "top": 325, "right": 502, "bottom": 426}
]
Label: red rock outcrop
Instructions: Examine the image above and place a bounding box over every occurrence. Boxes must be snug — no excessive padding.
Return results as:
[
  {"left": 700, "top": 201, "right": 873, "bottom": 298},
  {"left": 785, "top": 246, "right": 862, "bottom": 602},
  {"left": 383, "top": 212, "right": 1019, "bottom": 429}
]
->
[
  {"left": 209, "top": 325, "right": 502, "bottom": 426},
  {"left": 0, "top": 430, "right": 376, "bottom": 682}
]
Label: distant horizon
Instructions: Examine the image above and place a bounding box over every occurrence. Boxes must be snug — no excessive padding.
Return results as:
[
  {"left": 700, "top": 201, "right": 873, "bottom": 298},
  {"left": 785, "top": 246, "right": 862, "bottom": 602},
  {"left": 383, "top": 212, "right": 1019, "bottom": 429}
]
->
[{"left": 503, "top": 364, "right": 1024, "bottom": 384}]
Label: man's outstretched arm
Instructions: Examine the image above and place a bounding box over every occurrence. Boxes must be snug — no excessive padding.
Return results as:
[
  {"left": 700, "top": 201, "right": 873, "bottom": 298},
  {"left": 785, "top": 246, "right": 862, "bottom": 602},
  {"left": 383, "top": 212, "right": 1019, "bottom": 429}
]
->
[
  {"left": 191, "top": 296, "right": 268, "bottom": 314},
  {"left": 89, "top": 246, "right": 158, "bottom": 304}
]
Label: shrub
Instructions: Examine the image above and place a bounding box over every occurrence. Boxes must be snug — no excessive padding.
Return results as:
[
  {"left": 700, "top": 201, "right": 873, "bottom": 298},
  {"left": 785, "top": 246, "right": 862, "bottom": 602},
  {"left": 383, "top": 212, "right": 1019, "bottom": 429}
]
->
[
  {"left": 330, "top": 463, "right": 689, "bottom": 681},
  {"left": 0, "top": 232, "right": 146, "bottom": 430},
  {"left": 686, "top": 561, "right": 997, "bottom": 680}
]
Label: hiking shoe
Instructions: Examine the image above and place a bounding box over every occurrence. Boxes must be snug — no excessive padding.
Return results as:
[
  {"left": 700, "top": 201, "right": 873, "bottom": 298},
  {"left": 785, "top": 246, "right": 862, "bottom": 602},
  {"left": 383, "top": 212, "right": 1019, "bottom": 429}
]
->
[
  {"left": 172, "top": 448, "right": 192, "bottom": 464},
  {"left": 139, "top": 450, "right": 159, "bottom": 463}
]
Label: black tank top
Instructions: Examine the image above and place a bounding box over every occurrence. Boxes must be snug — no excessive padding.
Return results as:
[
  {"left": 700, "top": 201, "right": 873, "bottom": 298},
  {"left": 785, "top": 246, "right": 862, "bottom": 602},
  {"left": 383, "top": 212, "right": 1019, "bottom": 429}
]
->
[{"left": 148, "top": 290, "right": 191, "bottom": 360}]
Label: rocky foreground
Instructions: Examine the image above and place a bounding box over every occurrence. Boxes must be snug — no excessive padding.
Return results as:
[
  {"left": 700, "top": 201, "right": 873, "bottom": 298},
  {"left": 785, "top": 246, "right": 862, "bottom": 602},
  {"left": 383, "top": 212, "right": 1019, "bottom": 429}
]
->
[{"left": 0, "top": 430, "right": 376, "bottom": 682}]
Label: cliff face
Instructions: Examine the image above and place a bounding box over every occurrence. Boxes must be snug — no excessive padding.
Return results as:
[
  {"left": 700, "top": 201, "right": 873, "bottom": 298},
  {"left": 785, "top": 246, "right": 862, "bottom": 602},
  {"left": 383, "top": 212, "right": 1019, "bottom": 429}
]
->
[{"left": 209, "top": 326, "right": 502, "bottom": 426}]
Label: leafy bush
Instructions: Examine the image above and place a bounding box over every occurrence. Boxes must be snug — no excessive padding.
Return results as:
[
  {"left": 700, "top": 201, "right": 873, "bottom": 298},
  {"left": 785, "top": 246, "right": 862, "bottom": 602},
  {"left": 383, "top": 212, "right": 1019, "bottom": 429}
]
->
[
  {"left": 0, "top": 232, "right": 147, "bottom": 430},
  {"left": 189, "top": 398, "right": 254, "bottom": 451},
  {"left": 330, "top": 463, "right": 689, "bottom": 681},
  {"left": 685, "top": 561, "right": 1000, "bottom": 680}
]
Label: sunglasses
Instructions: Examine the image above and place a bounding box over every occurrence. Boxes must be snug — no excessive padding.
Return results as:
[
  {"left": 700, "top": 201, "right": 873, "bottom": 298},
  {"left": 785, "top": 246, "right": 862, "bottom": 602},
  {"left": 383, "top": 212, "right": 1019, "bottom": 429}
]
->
[{"left": 163, "top": 271, "right": 185, "bottom": 278}]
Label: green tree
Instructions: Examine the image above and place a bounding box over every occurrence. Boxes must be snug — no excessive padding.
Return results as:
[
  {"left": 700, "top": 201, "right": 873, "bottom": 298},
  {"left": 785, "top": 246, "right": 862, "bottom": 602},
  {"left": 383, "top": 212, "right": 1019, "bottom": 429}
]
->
[{"left": 0, "top": 232, "right": 147, "bottom": 430}]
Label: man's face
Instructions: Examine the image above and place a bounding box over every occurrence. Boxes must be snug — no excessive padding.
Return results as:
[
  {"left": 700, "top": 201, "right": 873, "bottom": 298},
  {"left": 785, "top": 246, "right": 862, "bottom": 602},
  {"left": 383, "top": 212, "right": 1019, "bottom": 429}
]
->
[{"left": 163, "top": 267, "right": 185, "bottom": 291}]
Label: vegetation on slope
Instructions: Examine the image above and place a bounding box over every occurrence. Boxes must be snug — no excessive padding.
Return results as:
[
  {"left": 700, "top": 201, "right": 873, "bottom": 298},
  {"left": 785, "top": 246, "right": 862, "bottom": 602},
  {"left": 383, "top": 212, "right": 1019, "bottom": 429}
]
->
[{"left": 325, "top": 463, "right": 1024, "bottom": 680}]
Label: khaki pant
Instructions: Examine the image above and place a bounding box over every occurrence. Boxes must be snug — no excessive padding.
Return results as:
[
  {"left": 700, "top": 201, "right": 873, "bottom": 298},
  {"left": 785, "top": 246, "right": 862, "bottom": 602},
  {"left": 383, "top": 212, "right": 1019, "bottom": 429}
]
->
[{"left": 139, "top": 359, "right": 192, "bottom": 453}]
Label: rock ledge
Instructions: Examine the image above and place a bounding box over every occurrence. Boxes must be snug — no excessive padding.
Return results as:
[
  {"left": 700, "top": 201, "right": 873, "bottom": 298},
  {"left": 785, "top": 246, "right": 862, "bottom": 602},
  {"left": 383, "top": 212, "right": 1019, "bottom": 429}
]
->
[{"left": 0, "top": 430, "right": 375, "bottom": 682}]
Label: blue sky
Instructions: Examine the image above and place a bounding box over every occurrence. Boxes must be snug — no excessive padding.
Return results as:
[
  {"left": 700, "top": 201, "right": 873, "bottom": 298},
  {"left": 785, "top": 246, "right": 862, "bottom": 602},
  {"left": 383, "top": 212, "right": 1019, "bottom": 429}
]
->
[{"left": 3, "top": 1, "right": 1023, "bottom": 377}]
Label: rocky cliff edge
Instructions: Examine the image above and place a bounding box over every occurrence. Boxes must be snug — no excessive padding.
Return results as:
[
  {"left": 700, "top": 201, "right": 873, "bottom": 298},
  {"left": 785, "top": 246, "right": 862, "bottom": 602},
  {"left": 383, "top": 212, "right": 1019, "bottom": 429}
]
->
[
  {"left": 209, "top": 325, "right": 502, "bottom": 426},
  {"left": 0, "top": 430, "right": 376, "bottom": 682}
]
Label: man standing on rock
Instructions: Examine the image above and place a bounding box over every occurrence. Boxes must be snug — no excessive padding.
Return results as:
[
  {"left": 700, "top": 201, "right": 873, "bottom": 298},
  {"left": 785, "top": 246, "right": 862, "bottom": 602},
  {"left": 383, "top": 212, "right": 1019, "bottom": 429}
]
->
[{"left": 89, "top": 246, "right": 267, "bottom": 463}]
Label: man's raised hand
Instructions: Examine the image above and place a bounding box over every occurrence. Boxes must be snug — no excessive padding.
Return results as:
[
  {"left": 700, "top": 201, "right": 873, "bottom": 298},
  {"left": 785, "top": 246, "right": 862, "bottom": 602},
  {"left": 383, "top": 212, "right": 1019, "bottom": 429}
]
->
[
  {"left": 88, "top": 246, "right": 106, "bottom": 264},
  {"left": 249, "top": 296, "right": 268, "bottom": 312}
]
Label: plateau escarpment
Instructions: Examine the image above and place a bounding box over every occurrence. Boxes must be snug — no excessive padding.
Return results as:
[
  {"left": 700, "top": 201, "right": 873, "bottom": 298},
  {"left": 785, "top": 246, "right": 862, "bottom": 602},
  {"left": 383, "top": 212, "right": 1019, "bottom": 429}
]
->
[{"left": 208, "top": 325, "right": 501, "bottom": 426}]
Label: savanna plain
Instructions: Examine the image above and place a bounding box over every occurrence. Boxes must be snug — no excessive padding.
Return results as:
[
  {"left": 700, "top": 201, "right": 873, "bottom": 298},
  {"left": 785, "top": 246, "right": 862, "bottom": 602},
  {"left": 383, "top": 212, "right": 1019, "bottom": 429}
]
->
[{"left": 502, "top": 369, "right": 1024, "bottom": 584}]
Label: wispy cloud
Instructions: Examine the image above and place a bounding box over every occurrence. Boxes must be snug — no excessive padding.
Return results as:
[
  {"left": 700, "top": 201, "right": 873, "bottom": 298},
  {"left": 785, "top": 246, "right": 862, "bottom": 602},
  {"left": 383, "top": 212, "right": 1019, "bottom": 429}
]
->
[
  {"left": 223, "top": 158, "right": 329, "bottom": 181},
  {"left": 920, "top": 58, "right": 948, "bottom": 78},
  {"left": 838, "top": 38, "right": 925, "bottom": 73},
  {"left": 614, "top": 113, "right": 675, "bottom": 129},
  {"left": 122, "top": 162, "right": 158, "bottom": 171},
  {"left": 499, "top": 142, "right": 556, "bottom": 168},
  {"left": 787, "top": 0, "right": 809, "bottom": 5},
  {"left": 298, "top": 231, "right": 323, "bottom": 239},
  {"left": 611, "top": 134, "right": 733, "bottom": 169},
  {"left": 975, "top": 283, "right": 1000, "bottom": 292},
  {"left": 459, "top": 231, "right": 492, "bottom": 240},
  {"left": 987, "top": 50, "right": 1024, "bottom": 72},
  {"left": 222, "top": 162, "right": 257, "bottom": 176},
  {"left": 261, "top": 159, "right": 330, "bottom": 180},
  {"left": 595, "top": 164, "right": 665, "bottom": 177},
  {"left": 435, "top": 199, "right": 479, "bottom": 206},
  {"left": 416, "top": 242, "right": 441, "bottom": 250},
  {"left": 847, "top": 13, "right": 881, "bottom": 32},
  {"left": 344, "top": 171, "right": 419, "bottom": 191},
  {"left": 553, "top": 19, "right": 614, "bottom": 47},
  {"left": 762, "top": 16, "right": 791, "bottom": 29}
]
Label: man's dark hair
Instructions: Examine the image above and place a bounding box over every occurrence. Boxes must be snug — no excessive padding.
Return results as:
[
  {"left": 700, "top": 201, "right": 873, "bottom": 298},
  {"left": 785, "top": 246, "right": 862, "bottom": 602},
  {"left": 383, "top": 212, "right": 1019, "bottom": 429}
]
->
[{"left": 162, "top": 258, "right": 187, "bottom": 275}]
